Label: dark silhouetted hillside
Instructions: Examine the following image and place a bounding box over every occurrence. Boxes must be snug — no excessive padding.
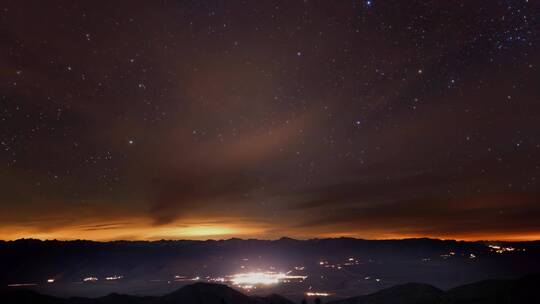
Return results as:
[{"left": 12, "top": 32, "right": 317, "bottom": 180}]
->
[
  {"left": 442, "top": 274, "right": 540, "bottom": 303},
  {"left": 329, "top": 274, "right": 540, "bottom": 304},
  {"left": 329, "top": 283, "right": 443, "bottom": 304},
  {"left": 160, "top": 282, "right": 264, "bottom": 304},
  {"left": 0, "top": 282, "right": 296, "bottom": 304},
  {"left": 0, "top": 289, "right": 62, "bottom": 304},
  {"left": 256, "top": 293, "right": 297, "bottom": 304}
]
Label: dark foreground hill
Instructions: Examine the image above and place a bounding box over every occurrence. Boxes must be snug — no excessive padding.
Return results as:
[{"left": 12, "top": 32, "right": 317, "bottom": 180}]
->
[
  {"left": 2, "top": 275, "right": 539, "bottom": 304},
  {"left": 329, "top": 274, "right": 540, "bottom": 304},
  {"left": 329, "top": 283, "right": 444, "bottom": 304},
  {"left": 0, "top": 282, "right": 294, "bottom": 304}
]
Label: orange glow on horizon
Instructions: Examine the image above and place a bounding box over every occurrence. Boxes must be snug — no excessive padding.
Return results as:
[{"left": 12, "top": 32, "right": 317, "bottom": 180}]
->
[
  {"left": 0, "top": 217, "right": 268, "bottom": 241},
  {"left": 0, "top": 221, "right": 539, "bottom": 242}
]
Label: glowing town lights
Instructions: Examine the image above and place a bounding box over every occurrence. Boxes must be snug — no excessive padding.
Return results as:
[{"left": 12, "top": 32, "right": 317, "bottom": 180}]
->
[
  {"left": 173, "top": 275, "right": 200, "bottom": 281},
  {"left": 306, "top": 292, "right": 331, "bottom": 297},
  {"left": 7, "top": 283, "right": 37, "bottom": 287},
  {"left": 47, "top": 278, "right": 55, "bottom": 283},
  {"left": 440, "top": 251, "right": 456, "bottom": 259},
  {"left": 105, "top": 275, "right": 123, "bottom": 281},
  {"left": 231, "top": 272, "right": 281, "bottom": 285},
  {"left": 488, "top": 245, "right": 518, "bottom": 254},
  {"left": 83, "top": 277, "right": 98, "bottom": 282},
  {"left": 344, "top": 257, "right": 361, "bottom": 266},
  {"left": 230, "top": 272, "right": 307, "bottom": 286},
  {"left": 238, "top": 284, "right": 255, "bottom": 290}
]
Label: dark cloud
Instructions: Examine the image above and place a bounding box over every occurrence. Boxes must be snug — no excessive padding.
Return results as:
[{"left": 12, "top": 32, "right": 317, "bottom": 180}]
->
[{"left": 294, "top": 193, "right": 540, "bottom": 238}]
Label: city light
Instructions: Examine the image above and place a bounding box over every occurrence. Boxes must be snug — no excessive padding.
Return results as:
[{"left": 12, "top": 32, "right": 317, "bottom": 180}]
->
[
  {"left": 174, "top": 275, "right": 200, "bottom": 281},
  {"left": 488, "top": 245, "right": 518, "bottom": 254},
  {"left": 230, "top": 272, "right": 307, "bottom": 286},
  {"left": 306, "top": 292, "right": 331, "bottom": 297},
  {"left": 83, "top": 277, "right": 98, "bottom": 282},
  {"left": 7, "top": 283, "right": 37, "bottom": 287}
]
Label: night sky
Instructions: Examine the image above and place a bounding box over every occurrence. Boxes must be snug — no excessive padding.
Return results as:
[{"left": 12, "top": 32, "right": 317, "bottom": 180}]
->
[{"left": 1, "top": 0, "right": 539, "bottom": 241}]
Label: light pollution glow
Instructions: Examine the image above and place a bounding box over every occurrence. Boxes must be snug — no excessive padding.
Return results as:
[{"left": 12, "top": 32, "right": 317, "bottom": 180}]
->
[
  {"left": 1, "top": 217, "right": 540, "bottom": 241},
  {"left": 0, "top": 217, "right": 267, "bottom": 241}
]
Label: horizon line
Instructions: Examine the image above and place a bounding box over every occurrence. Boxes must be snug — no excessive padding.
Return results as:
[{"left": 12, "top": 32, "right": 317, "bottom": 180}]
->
[{"left": 2, "top": 236, "right": 539, "bottom": 243}]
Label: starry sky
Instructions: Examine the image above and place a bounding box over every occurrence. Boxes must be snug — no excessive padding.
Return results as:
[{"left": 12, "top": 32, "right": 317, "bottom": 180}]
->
[{"left": 1, "top": 0, "right": 539, "bottom": 241}]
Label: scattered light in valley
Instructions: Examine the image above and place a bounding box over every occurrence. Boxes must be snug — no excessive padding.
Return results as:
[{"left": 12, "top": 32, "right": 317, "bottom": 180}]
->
[
  {"left": 306, "top": 292, "right": 332, "bottom": 297},
  {"left": 230, "top": 272, "right": 307, "bottom": 287}
]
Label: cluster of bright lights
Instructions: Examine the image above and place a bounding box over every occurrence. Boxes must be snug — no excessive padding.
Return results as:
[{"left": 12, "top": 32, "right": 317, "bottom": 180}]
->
[
  {"left": 7, "top": 283, "right": 37, "bottom": 287},
  {"left": 47, "top": 278, "right": 55, "bottom": 283},
  {"left": 318, "top": 257, "right": 360, "bottom": 270},
  {"left": 83, "top": 277, "right": 98, "bottom": 282},
  {"left": 230, "top": 272, "right": 306, "bottom": 287},
  {"left": 440, "top": 251, "right": 456, "bottom": 259},
  {"left": 174, "top": 275, "right": 200, "bottom": 281},
  {"left": 364, "top": 276, "right": 381, "bottom": 282},
  {"left": 208, "top": 277, "right": 226, "bottom": 283},
  {"left": 306, "top": 292, "right": 331, "bottom": 297},
  {"left": 105, "top": 275, "right": 123, "bottom": 281},
  {"left": 488, "top": 245, "right": 519, "bottom": 254},
  {"left": 231, "top": 272, "right": 284, "bottom": 285},
  {"left": 344, "top": 257, "right": 360, "bottom": 266}
]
